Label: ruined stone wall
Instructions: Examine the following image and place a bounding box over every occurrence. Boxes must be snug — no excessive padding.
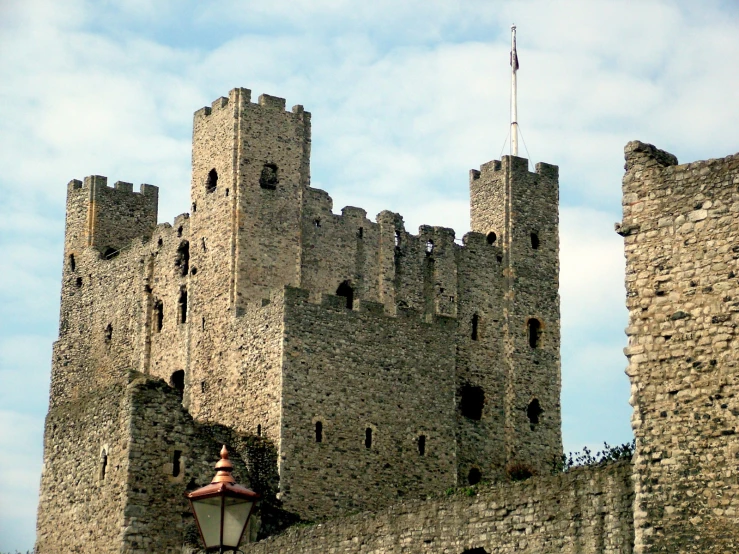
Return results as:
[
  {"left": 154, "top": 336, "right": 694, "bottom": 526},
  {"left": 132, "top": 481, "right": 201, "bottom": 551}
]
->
[
  {"left": 246, "top": 461, "right": 634, "bottom": 554},
  {"left": 277, "top": 287, "right": 457, "bottom": 520},
  {"left": 620, "top": 141, "right": 739, "bottom": 552}
]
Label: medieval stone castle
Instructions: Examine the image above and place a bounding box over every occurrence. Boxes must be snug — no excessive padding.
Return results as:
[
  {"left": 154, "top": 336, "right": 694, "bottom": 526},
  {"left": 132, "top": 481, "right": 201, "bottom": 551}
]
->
[{"left": 36, "top": 87, "right": 739, "bottom": 553}]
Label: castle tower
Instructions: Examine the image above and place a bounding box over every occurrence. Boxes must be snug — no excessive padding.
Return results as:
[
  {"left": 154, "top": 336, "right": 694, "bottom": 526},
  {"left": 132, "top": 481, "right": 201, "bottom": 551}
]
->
[{"left": 469, "top": 155, "right": 562, "bottom": 474}]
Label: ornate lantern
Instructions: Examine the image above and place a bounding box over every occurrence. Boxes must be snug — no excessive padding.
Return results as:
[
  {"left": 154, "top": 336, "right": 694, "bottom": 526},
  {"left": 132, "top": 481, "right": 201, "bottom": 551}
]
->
[{"left": 187, "top": 445, "right": 260, "bottom": 552}]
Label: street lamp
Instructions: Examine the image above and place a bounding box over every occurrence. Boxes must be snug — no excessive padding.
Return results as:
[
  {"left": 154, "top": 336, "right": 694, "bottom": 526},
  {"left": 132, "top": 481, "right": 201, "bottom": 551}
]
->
[{"left": 187, "top": 445, "right": 260, "bottom": 552}]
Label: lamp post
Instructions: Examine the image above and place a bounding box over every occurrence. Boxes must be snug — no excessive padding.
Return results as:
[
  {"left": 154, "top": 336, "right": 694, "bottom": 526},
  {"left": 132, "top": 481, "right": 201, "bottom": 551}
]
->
[{"left": 187, "top": 445, "right": 260, "bottom": 553}]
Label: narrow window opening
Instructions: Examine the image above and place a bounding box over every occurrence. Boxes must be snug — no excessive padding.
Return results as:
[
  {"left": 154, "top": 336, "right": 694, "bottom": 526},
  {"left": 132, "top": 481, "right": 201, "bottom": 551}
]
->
[
  {"left": 104, "top": 323, "right": 113, "bottom": 344},
  {"left": 530, "top": 232, "right": 540, "bottom": 250},
  {"left": 459, "top": 384, "right": 485, "bottom": 421},
  {"left": 153, "top": 299, "right": 164, "bottom": 333},
  {"left": 257, "top": 424, "right": 262, "bottom": 437},
  {"left": 259, "top": 163, "right": 278, "bottom": 190},
  {"left": 69, "top": 254, "right": 76, "bottom": 272},
  {"left": 191, "top": 267, "right": 197, "bottom": 275},
  {"left": 157, "top": 237, "right": 163, "bottom": 247},
  {"left": 496, "top": 254, "right": 503, "bottom": 263},
  {"left": 201, "top": 316, "right": 205, "bottom": 331},
  {"left": 177, "top": 226, "right": 183, "bottom": 238},
  {"left": 315, "top": 421, "right": 323, "bottom": 443},
  {"left": 200, "top": 381, "right": 206, "bottom": 393},
  {"left": 175, "top": 241, "right": 190, "bottom": 276},
  {"left": 100, "top": 450, "right": 108, "bottom": 481},
  {"left": 418, "top": 435, "right": 426, "bottom": 456},
  {"left": 172, "top": 450, "right": 182, "bottom": 477},
  {"left": 471, "top": 313, "right": 479, "bottom": 341},
  {"left": 467, "top": 467, "right": 482, "bottom": 485},
  {"left": 75, "top": 276, "right": 83, "bottom": 288},
  {"left": 486, "top": 232, "right": 497, "bottom": 245},
  {"left": 313, "top": 219, "right": 321, "bottom": 228},
  {"left": 103, "top": 247, "right": 119, "bottom": 259},
  {"left": 171, "top": 370, "right": 185, "bottom": 393},
  {"left": 191, "top": 202, "right": 197, "bottom": 213},
  {"left": 201, "top": 237, "right": 207, "bottom": 252},
  {"left": 527, "top": 318, "right": 542, "bottom": 349},
  {"left": 365, "top": 427, "right": 373, "bottom": 449},
  {"left": 527, "top": 398, "right": 544, "bottom": 430},
  {"left": 205, "top": 168, "right": 218, "bottom": 193},
  {"left": 394, "top": 230, "right": 401, "bottom": 247},
  {"left": 225, "top": 188, "right": 229, "bottom": 197},
  {"left": 336, "top": 280, "right": 354, "bottom": 310},
  {"left": 358, "top": 227, "right": 364, "bottom": 239},
  {"left": 178, "top": 287, "right": 188, "bottom": 324},
  {"left": 425, "top": 239, "right": 434, "bottom": 254}
]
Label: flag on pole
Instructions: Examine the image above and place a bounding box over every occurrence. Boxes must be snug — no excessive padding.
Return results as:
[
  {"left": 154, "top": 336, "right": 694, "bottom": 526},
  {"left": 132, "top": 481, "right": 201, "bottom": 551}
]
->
[{"left": 510, "top": 35, "right": 519, "bottom": 72}]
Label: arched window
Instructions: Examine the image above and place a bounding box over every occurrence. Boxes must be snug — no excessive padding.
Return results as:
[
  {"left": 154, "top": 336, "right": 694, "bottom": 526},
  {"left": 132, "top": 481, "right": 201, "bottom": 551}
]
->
[
  {"left": 260, "top": 163, "right": 278, "bottom": 189},
  {"left": 486, "top": 232, "right": 496, "bottom": 245},
  {"left": 527, "top": 318, "right": 541, "bottom": 348},
  {"left": 467, "top": 467, "right": 481, "bottom": 485},
  {"left": 336, "top": 280, "right": 354, "bottom": 310},
  {"left": 171, "top": 370, "right": 185, "bottom": 393},
  {"left": 315, "top": 421, "right": 323, "bottom": 443},
  {"left": 459, "top": 384, "right": 485, "bottom": 421},
  {"left": 205, "top": 169, "right": 218, "bottom": 193},
  {"left": 527, "top": 398, "right": 543, "bottom": 430}
]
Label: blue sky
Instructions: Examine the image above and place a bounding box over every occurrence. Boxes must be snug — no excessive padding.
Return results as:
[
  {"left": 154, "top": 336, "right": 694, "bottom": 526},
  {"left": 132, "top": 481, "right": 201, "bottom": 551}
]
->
[{"left": 1, "top": 0, "right": 738, "bottom": 550}]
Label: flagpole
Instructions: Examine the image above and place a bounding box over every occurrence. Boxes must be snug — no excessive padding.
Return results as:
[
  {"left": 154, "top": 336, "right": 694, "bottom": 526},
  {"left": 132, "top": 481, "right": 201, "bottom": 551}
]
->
[{"left": 510, "top": 24, "right": 518, "bottom": 157}]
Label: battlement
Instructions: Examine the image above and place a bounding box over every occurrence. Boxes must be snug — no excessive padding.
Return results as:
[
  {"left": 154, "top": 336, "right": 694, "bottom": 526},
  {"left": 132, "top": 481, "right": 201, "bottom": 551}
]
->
[
  {"left": 66, "top": 175, "right": 159, "bottom": 198},
  {"left": 193, "top": 87, "right": 308, "bottom": 120},
  {"left": 470, "top": 156, "right": 559, "bottom": 184}
]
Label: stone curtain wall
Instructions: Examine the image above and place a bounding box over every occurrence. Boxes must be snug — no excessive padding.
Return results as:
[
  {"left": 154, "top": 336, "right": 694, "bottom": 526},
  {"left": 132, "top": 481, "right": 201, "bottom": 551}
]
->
[
  {"left": 620, "top": 141, "right": 739, "bottom": 552},
  {"left": 246, "top": 461, "right": 634, "bottom": 554},
  {"left": 278, "top": 287, "right": 457, "bottom": 520}
]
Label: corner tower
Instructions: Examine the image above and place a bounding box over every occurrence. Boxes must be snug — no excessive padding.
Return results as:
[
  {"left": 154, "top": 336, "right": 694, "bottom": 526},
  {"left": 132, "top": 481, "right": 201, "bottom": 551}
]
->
[{"left": 469, "top": 155, "right": 562, "bottom": 474}]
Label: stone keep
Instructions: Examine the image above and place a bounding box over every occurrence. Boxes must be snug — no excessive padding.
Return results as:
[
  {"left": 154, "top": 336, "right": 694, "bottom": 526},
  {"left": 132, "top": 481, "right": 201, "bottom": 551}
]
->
[{"left": 36, "top": 87, "right": 562, "bottom": 552}]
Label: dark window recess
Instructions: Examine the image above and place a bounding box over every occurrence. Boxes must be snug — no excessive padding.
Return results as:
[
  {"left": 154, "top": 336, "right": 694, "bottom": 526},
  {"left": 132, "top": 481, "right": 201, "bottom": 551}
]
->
[
  {"left": 104, "top": 323, "right": 112, "bottom": 344},
  {"left": 178, "top": 288, "right": 188, "bottom": 324},
  {"left": 257, "top": 424, "right": 262, "bottom": 437},
  {"left": 527, "top": 399, "right": 543, "bottom": 430},
  {"left": 100, "top": 450, "right": 108, "bottom": 481},
  {"left": 260, "top": 163, "right": 278, "bottom": 189},
  {"left": 153, "top": 300, "right": 164, "bottom": 332},
  {"left": 358, "top": 227, "right": 364, "bottom": 239},
  {"left": 467, "top": 467, "right": 482, "bottom": 485},
  {"left": 75, "top": 277, "right": 83, "bottom": 288},
  {"left": 313, "top": 219, "right": 321, "bottom": 228},
  {"left": 471, "top": 313, "right": 479, "bottom": 341},
  {"left": 177, "top": 226, "right": 183, "bottom": 238},
  {"left": 192, "top": 202, "right": 197, "bottom": 213},
  {"left": 103, "top": 247, "right": 118, "bottom": 260},
  {"left": 175, "top": 241, "right": 189, "bottom": 276},
  {"left": 426, "top": 239, "right": 434, "bottom": 254},
  {"left": 460, "top": 384, "right": 485, "bottom": 420},
  {"left": 315, "top": 421, "right": 323, "bottom": 443},
  {"left": 462, "top": 548, "right": 489, "bottom": 554},
  {"left": 365, "top": 427, "right": 373, "bottom": 449},
  {"left": 225, "top": 188, "right": 229, "bottom": 197},
  {"left": 418, "top": 435, "right": 426, "bottom": 456},
  {"left": 527, "top": 318, "right": 542, "bottom": 348},
  {"left": 69, "top": 254, "right": 76, "bottom": 271},
  {"left": 157, "top": 237, "right": 163, "bottom": 247},
  {"left": 486, "top": 232, "right": 497, "bottom": 245},
  {"left": 206, "top": 168, "right": 218, "bottom": 193},
  {"left": 530, "top": 232, "right": 540, "bottom": 249},
  {"left": 496, "top": 254, "right": 503, "bottom": 263},
  {"left": 200, "top": 381, "right": 206, "bottom": 393},
  {"left": 201, "top": 237, "right": 207, "bottom": 252},
  {"left": 172, "top": 450, "right": 182, "bottom": 477},
  {"left": 336, "top": 280, "right": 354, "bottom": 310},
  {"left": 394, "top": 230, "right": 401, "bottom": 247},
  {"left": 171, "top": 370, "right": 185, "bottom": 393}
]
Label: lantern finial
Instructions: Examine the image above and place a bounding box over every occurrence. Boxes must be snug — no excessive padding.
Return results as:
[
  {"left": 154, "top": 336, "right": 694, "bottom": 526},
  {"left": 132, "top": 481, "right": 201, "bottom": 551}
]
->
[{"left": 212, "top": 445, "right": 236, "bottom": 484}]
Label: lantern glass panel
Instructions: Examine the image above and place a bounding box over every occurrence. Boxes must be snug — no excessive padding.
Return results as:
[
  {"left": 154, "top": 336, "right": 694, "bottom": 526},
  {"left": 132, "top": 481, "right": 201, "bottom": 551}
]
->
[
  {"left": 223, "top": 497, "right": 253, "bottom": 547},
  {"left": 192, "top": 496, "right": 222, "bottom": 548}
]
